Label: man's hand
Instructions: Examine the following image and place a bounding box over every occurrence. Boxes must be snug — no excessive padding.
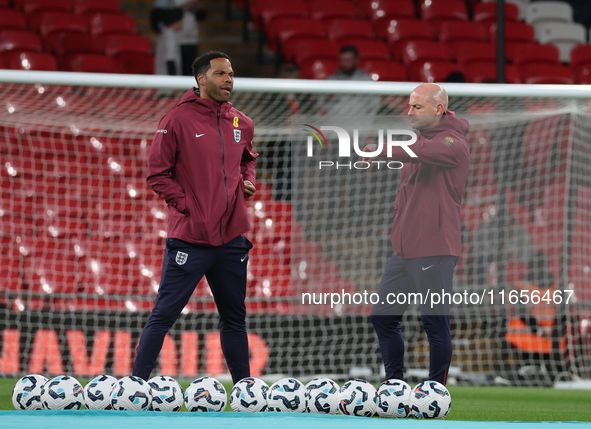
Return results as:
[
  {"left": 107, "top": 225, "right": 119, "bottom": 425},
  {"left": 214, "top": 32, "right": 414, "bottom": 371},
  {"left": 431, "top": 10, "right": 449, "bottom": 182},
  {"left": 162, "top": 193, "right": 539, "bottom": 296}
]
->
[
  {"left": 244, "top": 180, "right": 256, "bottom": 198},
  {"left": 362, "top": 144, "right": 377, "bottom": 162}
]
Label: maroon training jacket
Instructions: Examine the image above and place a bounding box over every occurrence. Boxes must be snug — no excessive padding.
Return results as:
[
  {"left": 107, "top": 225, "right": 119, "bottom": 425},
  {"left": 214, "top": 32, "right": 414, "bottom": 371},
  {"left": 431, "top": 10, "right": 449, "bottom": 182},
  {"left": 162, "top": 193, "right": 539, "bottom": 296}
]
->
[
  {"left": 146, "top": 88, "right": 257, "bottom": 246},
  {"left": 386, "top": 111, "right": 470, "bottom": 258}
]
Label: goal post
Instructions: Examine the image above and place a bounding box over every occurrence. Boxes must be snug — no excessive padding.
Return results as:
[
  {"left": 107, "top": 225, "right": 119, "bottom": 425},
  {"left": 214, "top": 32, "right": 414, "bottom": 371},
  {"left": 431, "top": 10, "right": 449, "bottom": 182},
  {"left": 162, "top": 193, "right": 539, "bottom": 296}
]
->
[{"left": 0, "top": 70, "right": 590, "bottom": 386}]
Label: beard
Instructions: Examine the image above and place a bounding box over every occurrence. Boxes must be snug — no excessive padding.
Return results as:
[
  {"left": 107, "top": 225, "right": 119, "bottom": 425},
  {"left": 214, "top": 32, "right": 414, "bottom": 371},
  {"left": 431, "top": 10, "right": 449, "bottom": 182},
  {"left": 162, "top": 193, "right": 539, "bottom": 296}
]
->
[{"left": 204, "top": 80, "right": 231, "bottom": 103}]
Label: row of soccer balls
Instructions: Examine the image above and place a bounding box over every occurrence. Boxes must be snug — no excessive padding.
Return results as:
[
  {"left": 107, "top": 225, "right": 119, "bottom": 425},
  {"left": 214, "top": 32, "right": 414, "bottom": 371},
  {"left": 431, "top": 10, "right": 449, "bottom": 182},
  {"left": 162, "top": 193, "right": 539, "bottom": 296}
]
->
[{"left": 12, "top": 374, "right": 451, "bottom": 419}]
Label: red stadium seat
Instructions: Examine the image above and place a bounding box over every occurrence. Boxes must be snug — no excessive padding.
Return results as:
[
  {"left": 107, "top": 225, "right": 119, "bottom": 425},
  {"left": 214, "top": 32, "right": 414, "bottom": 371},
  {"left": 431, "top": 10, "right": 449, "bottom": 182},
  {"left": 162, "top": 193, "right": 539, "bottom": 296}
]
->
[
  {"left": 26, "top": 257, "right": 91, "bottom": 294},
  {"left": 289, "top": 38, "right": 339, "bottom": 67},
  {"left": 0, "top": 30, "right": 42, "bottom": 53},
  {"left": 101, "top": 34, "right": 152, "bottom": 55},
  {"left": 309, "top": 0, "right": 355, "bottom": 23},
  {"left": 417, "top": 61, "right": 462, "bottom": 83},
  {"left": 455, "top": 42, "right": 496, "bottom": 65},
  {"left": 45, "top": 31, "right": 103, "bottom": 69},
  {"left": 45, "top": 29, "right": 101, "bottom": 54},
  {"left": 402, "top": 40, "right": 451, "bottom": 78},
  {"left": 328, "top": 18, "right": 373, "bottom": 43},
  {"left": 114, "top": 51, "right": 154, "bottom": 74},
  {"left": 570, "top": 45, "right": 591, "bottom": 69},
  {"left": 248, "top": 0, "right": 275, "bottom": 29},
  {"left": 73, "top": 0, "right": 120, "bottom": 15},
  {"left": 362, "top": 60, "right": 407, "bottom": 81},
  {"left": 0, "top": 55, "right": 4, "bottom": 68},
  {"left": 370, "top": 0, "right": 415, "bottom": 24},
  {"left": 523, "top": 64, "right": 574, "bottom": 84},
  {"left": 0, "top": 208, "right": 35, "bottom": 236},
  {"left": 3, "top": 50, "right": 57, "bottom": 71},
  {"left": 251, "top": 200, "right": 293, "bottom": 244},
  {"left": 69, "top": 53, "right": 116, "bottom": 73},
  {"left": 490, "top": 22, "right": 535, "bottom": 44},
  {"left": 38, "top": 12, "right": 88, "bottom": 38},
  {"left": 0, "top": 255, "right": 22, "bottom": 292},
  {"left": 513, "top": 44, "right": 560, "bottom": 67},
  {"left": 23, "top": 0, "right": 71, "bottom": 15},
  {"left": 37, "top": 215, "right": 89, "bottom": 239},
  {"left": 402, "top": 40, "right": 451, "bottom": 65},
  {"left": 440, "top": 21, "right": 488, "bottom": 58},
  {"left": 357, "top": 0, "right": 415, "bottom": 20},
  {"left": 0, "top": 0, "right": 9, "bottom": 8},
  {"left": 505, "top": 42, "right": 535, "bottom": 64},
  {"left": 384, "top": 19, "right": 435, "bottom": 61},
  {"left": 576, "top": 64, "right": 591, "bottom": 84},
  {"left": 268, "top": 17, "right": 325, "bottom": 53},
  {"left": 474, "top": 2, "right": 520, "bottom": 25},
  {"left": 89, "top": 13, "right": 136, "bottom": 36},
  {"left": 375, "top": 17, "right": 427, "bottom": 41},
  {"left": 342, "top": 39, "right": 389, "bottom": 61},
  {"left": 421, "top": 0, "right": 467, "bottom": 25},
  {"left": 464, "top": 62, "right": 521, "bottom": 84},
  {"left": 0, "top": 10, "right": 27, "bottom": 31},
  {"left": 260, "top": 0, "right": 308, "bottom": 32},
  {"left": 299, "top": 58, "right": 339, "bottom": 79}
]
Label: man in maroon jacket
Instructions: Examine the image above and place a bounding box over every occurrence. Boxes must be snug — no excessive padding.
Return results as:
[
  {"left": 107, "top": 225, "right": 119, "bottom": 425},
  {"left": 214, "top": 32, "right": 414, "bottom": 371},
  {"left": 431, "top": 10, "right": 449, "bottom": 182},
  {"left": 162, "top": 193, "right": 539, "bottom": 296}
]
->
[
  {"left": 364, "top": 83, "right": 470, "bottom": 385},
  {"left": 132, "top": 51, "right": 258, "bottom": 383}
]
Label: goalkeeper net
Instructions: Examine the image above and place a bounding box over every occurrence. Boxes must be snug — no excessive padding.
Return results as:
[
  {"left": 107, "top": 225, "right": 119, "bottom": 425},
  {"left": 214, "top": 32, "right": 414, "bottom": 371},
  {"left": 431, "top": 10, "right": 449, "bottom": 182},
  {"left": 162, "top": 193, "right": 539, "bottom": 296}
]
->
[{"left": 0, "top": 71, "right": 590, "bottom": 387}]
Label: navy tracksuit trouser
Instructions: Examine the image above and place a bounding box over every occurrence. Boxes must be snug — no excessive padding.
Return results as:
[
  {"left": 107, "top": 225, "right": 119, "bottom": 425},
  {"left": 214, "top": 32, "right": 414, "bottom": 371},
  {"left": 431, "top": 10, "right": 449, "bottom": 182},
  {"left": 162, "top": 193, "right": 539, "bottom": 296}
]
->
[
  {"left": 370, "top": 254, "right": 458, "bottom": 385},
  {"left": 133, "top": 234, "right": 253, "bottom": 383}
]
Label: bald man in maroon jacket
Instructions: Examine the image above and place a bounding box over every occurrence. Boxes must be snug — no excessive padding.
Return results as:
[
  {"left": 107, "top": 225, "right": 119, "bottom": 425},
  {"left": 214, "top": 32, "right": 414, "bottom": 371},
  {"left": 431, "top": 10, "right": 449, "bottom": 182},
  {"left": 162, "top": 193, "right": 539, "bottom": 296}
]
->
[{"left": 364, "top": 83, "right": 470, "bottom": 386}]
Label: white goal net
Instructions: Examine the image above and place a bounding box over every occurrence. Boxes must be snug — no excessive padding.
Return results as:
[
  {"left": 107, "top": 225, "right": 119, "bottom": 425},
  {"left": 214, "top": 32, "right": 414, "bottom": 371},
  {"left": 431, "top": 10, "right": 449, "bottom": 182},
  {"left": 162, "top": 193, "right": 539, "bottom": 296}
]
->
[{"left": 0, "top": 71, "right": 590, "bottom": 387}]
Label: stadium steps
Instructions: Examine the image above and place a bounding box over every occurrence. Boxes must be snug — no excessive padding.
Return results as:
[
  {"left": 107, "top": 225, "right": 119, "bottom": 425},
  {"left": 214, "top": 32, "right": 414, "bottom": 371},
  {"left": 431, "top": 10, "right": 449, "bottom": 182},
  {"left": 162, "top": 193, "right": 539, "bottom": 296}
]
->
[
  {"left": 116, "top": 0, "right": 274, "bottom": 77},
  {"left": 119, "top": 0, "right": 156, "bottom": 45}
]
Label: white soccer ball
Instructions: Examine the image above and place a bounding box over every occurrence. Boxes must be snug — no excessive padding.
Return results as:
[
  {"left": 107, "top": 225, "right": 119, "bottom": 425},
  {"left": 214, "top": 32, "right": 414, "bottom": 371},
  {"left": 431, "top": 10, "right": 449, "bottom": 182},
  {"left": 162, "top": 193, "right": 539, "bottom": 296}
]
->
[
  {"left": 409, "top": 380, "right": 451, "bottom": 419},
  {"left": 376, "top": 379, "right": 412, "bottom": 418},
  {"left": 184, "top": 376, "right": 227, "bottom": 412},
  {"left": 304, "top": 377, "right": 339, "bottom": 414},
  {"left": 148, "top": 376, "right": 184, "bottom": 411},
  {"left": 41, "top": 375, "right": 84, "bottom": 410},
  {"left": 338, "top": 379, "right": 377, "bottom": 417},
  {"left": 12, "top": 374, "right": 48, "bottom": 410},
  {"left": 230, "top": 377, "right": 268, "bottom": 412},
  {"left": 84, "top": 375, "right": 117, "bottom": 410},
  {"left": 267, "top": 377, "right": 306, "bottom": 412},
  {"left": 111, "top": 376, "right": 152, "bottom": 411}
]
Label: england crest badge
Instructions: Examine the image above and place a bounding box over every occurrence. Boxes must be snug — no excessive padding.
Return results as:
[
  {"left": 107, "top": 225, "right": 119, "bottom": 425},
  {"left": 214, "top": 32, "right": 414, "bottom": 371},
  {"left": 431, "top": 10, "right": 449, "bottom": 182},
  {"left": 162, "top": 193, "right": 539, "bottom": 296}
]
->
[
  {"left": 176, "top": 251, "right": 188, "bottom": 265},
  {"left": 234, "top": 129, "right": 241, "bottom": 143}
]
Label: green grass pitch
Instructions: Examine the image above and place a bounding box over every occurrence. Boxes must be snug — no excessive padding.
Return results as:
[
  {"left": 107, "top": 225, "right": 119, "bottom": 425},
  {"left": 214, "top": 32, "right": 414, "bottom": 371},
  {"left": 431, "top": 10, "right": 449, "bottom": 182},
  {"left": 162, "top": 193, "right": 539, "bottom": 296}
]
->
[{"left": 1, "top": 378, "right": 591, "bottom": 421}]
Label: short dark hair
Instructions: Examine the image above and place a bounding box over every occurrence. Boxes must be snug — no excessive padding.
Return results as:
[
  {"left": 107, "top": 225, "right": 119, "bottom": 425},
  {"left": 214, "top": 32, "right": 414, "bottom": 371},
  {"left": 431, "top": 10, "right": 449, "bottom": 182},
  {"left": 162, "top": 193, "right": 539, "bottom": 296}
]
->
[
  {"left": 339, "top": 45, "right": 358, "bottom": 57},
  {"left": 192, "top": 51, "right": 231, "bottom": 79}
]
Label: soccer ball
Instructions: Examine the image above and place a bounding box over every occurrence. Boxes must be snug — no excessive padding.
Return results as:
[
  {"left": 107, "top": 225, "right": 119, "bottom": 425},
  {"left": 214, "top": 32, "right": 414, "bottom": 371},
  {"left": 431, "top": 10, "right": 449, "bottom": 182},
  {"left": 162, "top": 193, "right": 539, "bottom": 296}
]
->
[
  {"left": 148, "top": 376, "right": 184, "bottom": 411},
  {"left": 41, "top": 375, "right": 84, "bottom": 410},
  {"left": 84, "top": 375, "right": 117, "bottom": 410},
  {"left": 184, "top": 376, "right": 227, "bottom": 412},
  {"left": 376, "top": 379, "right": 412, "bottom": 418},
  {"left": 409, "top": 381, "right": 451, "bottom": 419},
  {"left": 111, "top": 376, "right": 152, "bottom": 411},
  {"left": 267, "top": 377, "right": 306, "bottom": 412},
  {"left": 12, "top": 374, "right": 48, "bottom": 410},
  {"left": 304, "top": 377, "right": 339, "bottom": 414},
  {"left": 338, "top": 379, "right": 377, "bottom": 417},
  {"left": 230, "top": 377, "right": 268, "bottom": 412}
]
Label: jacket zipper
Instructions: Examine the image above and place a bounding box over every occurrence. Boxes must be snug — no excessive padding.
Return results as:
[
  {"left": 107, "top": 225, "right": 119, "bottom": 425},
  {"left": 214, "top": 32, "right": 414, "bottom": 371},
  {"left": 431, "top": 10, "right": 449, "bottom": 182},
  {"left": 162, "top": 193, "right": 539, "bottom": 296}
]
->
[
  {"left": 399, "top": 164, "right": 414, "bottom": 258},
  {"left": 217, "top": 105, "right": 229, "bottom": 245}
]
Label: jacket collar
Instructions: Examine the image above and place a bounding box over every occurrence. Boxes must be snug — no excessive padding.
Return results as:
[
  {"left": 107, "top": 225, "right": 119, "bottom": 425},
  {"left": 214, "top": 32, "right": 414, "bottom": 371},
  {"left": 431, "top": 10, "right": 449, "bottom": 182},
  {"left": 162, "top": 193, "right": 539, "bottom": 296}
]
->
[
  {"left": 419, "top": 111, "right": 469, "bottom": 138},
  {"left": 178, "top": 87, "right": 233, "bottom": 115}
]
